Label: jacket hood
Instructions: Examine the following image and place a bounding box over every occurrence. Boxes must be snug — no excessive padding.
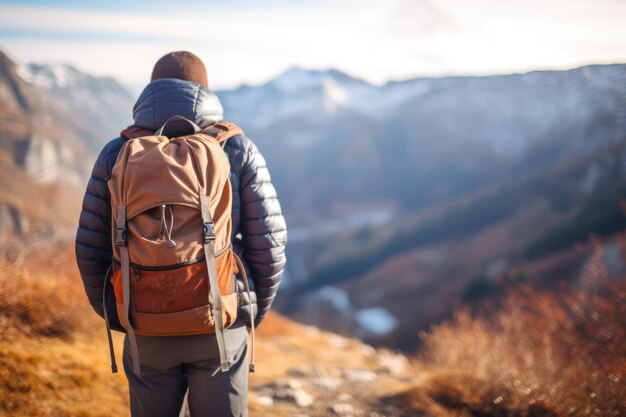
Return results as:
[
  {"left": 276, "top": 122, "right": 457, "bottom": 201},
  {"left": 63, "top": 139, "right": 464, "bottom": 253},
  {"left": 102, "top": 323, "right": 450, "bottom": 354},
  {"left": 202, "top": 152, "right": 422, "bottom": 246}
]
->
[{"left": 132, "top": 78, "right": 224, "bottom": 135}]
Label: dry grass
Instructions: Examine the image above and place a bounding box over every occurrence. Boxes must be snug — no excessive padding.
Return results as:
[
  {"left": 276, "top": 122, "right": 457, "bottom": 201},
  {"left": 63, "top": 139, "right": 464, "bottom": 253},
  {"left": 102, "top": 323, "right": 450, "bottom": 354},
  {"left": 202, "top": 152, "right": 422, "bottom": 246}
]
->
[
  {"left": 393, "top": 237, "right": 626, "bottom": 417},
  {"left": 0, "top": 249, "right": 130, "bottom": 417},
  {"left": 0, "top": 334, "right": 129, "bottom": 416},
  {"left": 254, "top": 313, "right": 384, "bottom": 380},
  {"left": 0, "top": 253, "right": 87, "bottom": 339}
]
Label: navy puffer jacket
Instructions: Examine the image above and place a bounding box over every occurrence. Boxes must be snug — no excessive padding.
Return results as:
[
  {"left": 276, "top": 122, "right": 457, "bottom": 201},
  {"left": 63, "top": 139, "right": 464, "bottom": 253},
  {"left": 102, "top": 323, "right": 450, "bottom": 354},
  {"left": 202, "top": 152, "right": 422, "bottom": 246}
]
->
[{"left": 75, "top": 78, "right": 287, "bottom": 332}]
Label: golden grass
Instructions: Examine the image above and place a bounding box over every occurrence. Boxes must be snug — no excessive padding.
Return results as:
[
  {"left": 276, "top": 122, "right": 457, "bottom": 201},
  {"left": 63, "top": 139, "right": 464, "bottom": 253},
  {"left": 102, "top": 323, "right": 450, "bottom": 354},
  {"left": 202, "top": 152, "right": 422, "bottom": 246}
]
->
[
  {"left": 254, "top": 313, "right": 384, "bottom": 381},
  {"left": 0, "top": 334, "right": 128, "bottom": 417},
  {"left": 394, "top": 237, "right": 626, "bottom": 417},
  {"left": 1, "top": 250, "right": 88, "bottom": 338},
  {"left": 0, "top": 250, "right": 130, "bottom": 417}
]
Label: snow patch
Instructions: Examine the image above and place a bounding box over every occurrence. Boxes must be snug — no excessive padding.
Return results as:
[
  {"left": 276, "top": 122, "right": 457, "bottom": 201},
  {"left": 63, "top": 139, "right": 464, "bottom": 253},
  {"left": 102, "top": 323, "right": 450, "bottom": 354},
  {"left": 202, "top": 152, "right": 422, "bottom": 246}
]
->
[
  {"left": 322, "top": 76, "right": 348, "bottom": 113},
  {"left": 17, "top": 63, "right": 78, "bottom": 90},
  {"left": 316, "top": 286, "right": 352, "bottom": 313},
  {"left": 355, "top": 308, "right": 397, "bottom": 336}
]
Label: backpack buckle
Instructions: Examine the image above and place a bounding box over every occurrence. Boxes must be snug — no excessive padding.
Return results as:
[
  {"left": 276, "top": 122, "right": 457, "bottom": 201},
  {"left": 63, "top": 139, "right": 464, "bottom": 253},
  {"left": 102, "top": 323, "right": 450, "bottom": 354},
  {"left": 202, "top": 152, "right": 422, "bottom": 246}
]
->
[
  {"left": 203, "top": 222, "right": 216, "bottom": 243},
  {"left": 115, "top": 227, "right": 127, "bottom": 247}
]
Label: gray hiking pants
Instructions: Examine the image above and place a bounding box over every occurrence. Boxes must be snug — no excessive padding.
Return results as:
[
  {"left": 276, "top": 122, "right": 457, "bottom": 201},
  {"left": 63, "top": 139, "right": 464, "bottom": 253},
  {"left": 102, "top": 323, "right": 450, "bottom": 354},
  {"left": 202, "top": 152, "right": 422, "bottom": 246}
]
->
[{"left": 122, "top": 320, "right": 249, "bottom": 417}]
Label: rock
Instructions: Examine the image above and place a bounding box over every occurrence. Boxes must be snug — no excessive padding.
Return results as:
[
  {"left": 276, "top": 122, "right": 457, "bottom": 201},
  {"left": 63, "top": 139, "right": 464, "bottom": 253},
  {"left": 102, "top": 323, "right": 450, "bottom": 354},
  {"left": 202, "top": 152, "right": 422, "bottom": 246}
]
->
[
  {"left": 13, "top": 134, "right": 84, "bottom": 185},
  {"left": 287, "top": 365, "right": 342, "bottom": 389},
  {"left": 311, "top": 376, "right": 341, "bottom": 390},
  {"left": 287, "top": 365, "right": 317, "bottom": 378},
  {"left": 304, "top": 325, "right": 320, "bottom": 336},
  {"left": 292, "top": 390, "right": 314, "bottom": 407},
  {"left": 259, "top": 378, "right": 301, "bottom": 391},
  {"left": 359, "top": 344, "right": 376, "bottom": 358},
  {"left": 328, "top": 334, "right": 349, "bottom": 348},
  {"left": 338, "top": 393, "right": 352, "bottom": 402},
  {"left": 342, "top": 369, "right": 377, "bottom": 382},
  {"left": 259, "top": 378, "right": 314, "bottom": 408},
  {"left": 255, "top": 396, "right": 274, "bottom": 407},
  {"left": 376, "top": 350, "right": 409, "bottom": 376},
  {"left": 331, "top": 403, "right": 355, "bottom": 416},
  {"left": 0, "top": 203, "right": 28, "bottom": 239}
]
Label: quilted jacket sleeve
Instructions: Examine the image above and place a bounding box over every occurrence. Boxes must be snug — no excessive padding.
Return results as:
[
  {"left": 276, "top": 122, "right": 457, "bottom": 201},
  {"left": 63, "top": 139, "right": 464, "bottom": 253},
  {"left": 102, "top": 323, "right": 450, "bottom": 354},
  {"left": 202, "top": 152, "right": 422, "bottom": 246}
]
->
[
  {"left": 239, "top": 139, "right": 287, "bottom": 327},
  {"left": 75, "top": 137, "right": 125, "bottom": 331}
]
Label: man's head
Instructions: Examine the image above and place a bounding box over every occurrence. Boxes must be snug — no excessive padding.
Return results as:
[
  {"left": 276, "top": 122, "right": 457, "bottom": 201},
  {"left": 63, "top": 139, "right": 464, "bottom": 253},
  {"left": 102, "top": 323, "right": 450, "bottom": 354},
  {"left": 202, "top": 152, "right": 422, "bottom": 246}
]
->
[{"left": 151, "top": 51, "right": 208, "bottom": 88}]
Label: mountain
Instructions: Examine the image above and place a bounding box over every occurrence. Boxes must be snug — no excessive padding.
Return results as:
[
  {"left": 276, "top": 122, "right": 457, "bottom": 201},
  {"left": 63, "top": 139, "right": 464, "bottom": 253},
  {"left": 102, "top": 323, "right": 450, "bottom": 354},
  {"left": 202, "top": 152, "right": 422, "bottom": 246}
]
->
[
  {"left": 216, "top": 64, "right": 626, "bottom": 349},
  {"left": 218, "top": 64, "right": 626, "bottom": 227},
  {"left": 17, "top": 62, "right": 134, "bottom": 151},
  {"left": 0, "top": 50, "right": 134, "bottom": 250}
]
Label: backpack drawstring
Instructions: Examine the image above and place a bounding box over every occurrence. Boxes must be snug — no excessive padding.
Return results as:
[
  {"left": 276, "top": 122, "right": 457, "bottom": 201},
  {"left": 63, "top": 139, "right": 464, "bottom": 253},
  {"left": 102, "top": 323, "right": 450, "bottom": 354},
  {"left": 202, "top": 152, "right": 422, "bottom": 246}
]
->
[{"left": 158, "top": 204, "right": 176, "bottom": 247}]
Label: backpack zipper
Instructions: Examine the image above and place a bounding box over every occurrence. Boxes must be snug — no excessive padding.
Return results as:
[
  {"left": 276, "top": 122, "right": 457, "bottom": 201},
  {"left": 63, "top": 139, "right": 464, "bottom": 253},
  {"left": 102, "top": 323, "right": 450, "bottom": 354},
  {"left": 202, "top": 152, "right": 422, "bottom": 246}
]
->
[{"left": 110, "top": 243, "right": 232, "bottom": 271}]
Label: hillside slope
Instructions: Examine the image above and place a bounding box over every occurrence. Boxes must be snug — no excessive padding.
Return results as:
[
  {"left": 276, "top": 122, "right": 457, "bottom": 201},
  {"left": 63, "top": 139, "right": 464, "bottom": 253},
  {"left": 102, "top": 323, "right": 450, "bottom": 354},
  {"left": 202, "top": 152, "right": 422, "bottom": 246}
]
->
[
  {"left": 281, "top": 137, "right": 626, "bottom": 349},
  {"left": 2, "top": 241, "right": 622, "bottom": 417},
  {"left": 0, "top": 50, "right": 132, "bottom": 250}
]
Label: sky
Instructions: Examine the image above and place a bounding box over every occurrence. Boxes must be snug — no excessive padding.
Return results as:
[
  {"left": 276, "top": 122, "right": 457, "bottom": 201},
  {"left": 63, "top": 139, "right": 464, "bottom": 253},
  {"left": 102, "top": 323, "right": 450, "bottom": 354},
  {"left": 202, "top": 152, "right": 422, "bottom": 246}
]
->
[{"left": 0, "top": 0, "right": 625, "bottom": 91}]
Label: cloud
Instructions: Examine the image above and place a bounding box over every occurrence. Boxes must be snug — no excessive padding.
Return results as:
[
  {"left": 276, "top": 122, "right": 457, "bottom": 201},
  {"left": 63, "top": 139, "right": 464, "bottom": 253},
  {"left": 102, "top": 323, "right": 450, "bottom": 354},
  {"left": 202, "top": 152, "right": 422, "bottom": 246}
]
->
[
  {"left": 0, "top": 0, "right": 625, "bottom": 90},
  {"left": 389, "top": 0, "right": 457, "bottom": 35}
]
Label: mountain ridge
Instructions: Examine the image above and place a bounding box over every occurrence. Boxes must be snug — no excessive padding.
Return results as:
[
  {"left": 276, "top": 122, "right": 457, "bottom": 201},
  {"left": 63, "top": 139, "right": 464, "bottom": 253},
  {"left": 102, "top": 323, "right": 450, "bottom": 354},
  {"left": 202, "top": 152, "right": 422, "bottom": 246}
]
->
[
  {"left": 217, "top": 61, "right": 626, "bottom": 229},
  {"left": 222, "top": 62, "right": 626, "bottom": 91}
]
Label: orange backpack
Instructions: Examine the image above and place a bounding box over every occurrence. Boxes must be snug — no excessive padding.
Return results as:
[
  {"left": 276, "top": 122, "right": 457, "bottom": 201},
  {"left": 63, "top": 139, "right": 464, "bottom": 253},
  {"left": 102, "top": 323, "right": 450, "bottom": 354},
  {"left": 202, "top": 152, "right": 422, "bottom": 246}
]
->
[{"left": 103, "top": 115, "right": 254, "bottom": 375}]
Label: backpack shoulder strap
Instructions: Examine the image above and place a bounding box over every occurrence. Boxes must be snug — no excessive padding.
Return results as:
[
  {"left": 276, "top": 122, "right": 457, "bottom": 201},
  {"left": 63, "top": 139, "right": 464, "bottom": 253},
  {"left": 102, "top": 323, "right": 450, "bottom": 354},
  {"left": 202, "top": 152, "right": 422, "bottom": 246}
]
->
[
  {"left": 200, "top": 122, "right": 244, "bottom": 144},
  {"left": 121, "top": 121, "right": 244, "bottom": 143},
  {"left": 120, "top": 125, "right": 154, "bottom": 140}
]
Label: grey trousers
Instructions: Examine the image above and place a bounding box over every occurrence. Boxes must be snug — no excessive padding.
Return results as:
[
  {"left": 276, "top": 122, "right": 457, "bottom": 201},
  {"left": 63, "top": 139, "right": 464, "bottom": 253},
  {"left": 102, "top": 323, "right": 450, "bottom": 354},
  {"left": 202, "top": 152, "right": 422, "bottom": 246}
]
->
[{"left": 122, "top": 320, "right": 249, "bottom": 417}]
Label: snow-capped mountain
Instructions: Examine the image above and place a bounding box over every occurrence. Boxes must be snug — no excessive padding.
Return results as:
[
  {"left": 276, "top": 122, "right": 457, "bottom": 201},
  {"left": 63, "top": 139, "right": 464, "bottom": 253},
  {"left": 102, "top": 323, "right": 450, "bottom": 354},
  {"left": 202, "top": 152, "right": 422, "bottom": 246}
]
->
[
  {"left": 218, "top": 67, "right": 369, "bottom": 133},
  {"left": 18, "top": 62, "right": 134, "bottom": 151},
  {"left": 222, "top": 66, "right": 433, "bottom": 126},
  {"left": 217, "top": 64, "right": 626, "bottom": 227},
  {"left": 222, "top": 65, "right": 626, "bottom": 155}
]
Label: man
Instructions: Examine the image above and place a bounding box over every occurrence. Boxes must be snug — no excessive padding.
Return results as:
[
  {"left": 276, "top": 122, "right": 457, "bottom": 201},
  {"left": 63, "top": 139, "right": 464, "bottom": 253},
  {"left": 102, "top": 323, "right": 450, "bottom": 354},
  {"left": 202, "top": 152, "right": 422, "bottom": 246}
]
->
[{"left": 75, "top": 51, "right": 287, "bottom": 417}]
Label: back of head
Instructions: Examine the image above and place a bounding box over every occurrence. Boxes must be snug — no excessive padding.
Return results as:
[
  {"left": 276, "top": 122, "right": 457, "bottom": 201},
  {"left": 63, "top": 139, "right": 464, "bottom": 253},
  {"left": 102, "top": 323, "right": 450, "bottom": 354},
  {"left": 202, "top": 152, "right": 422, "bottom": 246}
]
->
[{"left": 151, "top": 51, "right": 208, "bottom": 88}]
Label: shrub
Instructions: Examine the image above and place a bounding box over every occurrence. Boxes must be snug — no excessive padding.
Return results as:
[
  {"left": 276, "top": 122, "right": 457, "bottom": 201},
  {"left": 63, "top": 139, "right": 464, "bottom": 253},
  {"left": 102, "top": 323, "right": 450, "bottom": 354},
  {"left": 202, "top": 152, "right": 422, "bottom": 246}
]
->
[{"left": 394, "top": 238, "right": 626, "bottom": 417}]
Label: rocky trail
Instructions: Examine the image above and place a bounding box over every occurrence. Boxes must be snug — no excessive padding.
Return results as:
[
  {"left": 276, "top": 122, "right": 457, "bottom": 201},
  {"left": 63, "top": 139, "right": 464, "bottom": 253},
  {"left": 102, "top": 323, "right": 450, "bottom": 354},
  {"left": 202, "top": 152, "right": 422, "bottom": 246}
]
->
[
  {"left": 173, "top": 315, "right": 416, "bottom": 417},
  {"left": 243, "top": 317, "right": 416, "bottom": 417},
  {"left": 249, "top": 367, "right": 409, "bottom": 417}
]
